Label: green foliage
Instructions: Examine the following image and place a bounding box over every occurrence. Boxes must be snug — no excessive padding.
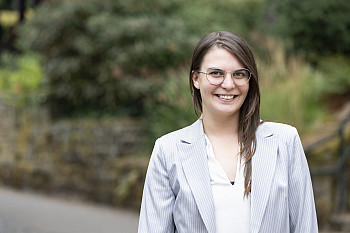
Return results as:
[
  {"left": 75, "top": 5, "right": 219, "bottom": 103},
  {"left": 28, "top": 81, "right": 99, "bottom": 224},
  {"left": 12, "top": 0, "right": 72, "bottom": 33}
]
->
[
  {"left": 258, "top": 38, "right": 326, "bottom": 133},
  {"left": 266, "top": 0, "right": 350, "bottom": 60},
  {"left": 318, "top": 56, "right": 350, "bottom": 95},
  {"left": 0, "top": 52, "right": 43, "bottom": 106},
  {"left": 114, "top": 169, "right": 141, "bottom": 204},
  {"left": 17, "top": 0, "right": 264, "bottom": 118},
  {"left": 17, "top": 0, "right": 196, "bottom": 117},
  {"left": 0, "top": 10, "right": 18, "bottom": 27},
  {"left": 0, "top": 0, "right": 39, "bottom": 10},
  {"left": 179, "top": 0, "right": 265, "bottom": 35},
  {"left": 145, "top": 69, "right": 197, "bottom": 143}
]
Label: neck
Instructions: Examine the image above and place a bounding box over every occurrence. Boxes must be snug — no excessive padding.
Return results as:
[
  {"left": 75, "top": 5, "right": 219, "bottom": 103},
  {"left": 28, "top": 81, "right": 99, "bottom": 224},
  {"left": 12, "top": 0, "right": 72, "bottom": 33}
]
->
[{"left": 202, "top": 112, "right": 239, "bottom": 138}]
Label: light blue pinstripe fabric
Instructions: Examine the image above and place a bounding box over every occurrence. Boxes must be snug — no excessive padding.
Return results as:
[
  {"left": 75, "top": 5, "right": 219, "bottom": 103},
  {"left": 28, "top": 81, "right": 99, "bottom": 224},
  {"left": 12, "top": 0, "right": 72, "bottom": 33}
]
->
[{"left": 138, "top": 118, "right": 318, "bottom": 233}]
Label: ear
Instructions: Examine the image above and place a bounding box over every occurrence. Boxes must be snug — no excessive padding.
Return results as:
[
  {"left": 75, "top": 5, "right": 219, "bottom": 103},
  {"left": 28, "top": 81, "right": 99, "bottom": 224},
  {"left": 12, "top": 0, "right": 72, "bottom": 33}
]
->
[{"left": 192, "top": 71, "right": 200, "bottom": 89}]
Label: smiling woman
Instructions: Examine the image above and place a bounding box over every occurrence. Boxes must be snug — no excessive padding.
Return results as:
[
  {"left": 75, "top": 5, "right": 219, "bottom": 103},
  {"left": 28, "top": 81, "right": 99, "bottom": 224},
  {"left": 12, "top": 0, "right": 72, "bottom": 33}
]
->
[{"left": 138, "top": 31, "right": 318, "bottom": 233}]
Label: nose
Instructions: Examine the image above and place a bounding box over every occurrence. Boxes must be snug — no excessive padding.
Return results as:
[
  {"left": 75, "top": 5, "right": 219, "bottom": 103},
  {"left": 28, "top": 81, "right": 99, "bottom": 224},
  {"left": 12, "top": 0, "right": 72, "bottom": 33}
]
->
[{"left": 221, "top": 72, "right": 236, "bottom": 89}]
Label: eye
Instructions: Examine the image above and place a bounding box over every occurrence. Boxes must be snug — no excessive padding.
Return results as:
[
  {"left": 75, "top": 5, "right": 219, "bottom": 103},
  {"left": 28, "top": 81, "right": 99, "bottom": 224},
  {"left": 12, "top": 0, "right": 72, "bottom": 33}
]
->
[
  {"left": 233, "top": 70, "right": 248, "bottom": 78},
  {"left": 208, "top": 69, "right": 225, "bottom": 77}
]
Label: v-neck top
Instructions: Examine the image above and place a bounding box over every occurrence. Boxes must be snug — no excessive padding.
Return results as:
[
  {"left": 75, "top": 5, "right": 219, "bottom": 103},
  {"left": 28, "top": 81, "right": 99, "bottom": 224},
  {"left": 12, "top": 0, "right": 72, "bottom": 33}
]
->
[{"left": 205, "top": 135, "right": 251, "bottom": 233}]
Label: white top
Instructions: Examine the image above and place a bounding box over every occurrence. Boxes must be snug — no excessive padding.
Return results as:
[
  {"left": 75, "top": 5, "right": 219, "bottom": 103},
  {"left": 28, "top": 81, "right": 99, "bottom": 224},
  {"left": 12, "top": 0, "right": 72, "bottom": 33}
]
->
[{"left": 205, "top": 135, "right": 251, "bottom": 233}]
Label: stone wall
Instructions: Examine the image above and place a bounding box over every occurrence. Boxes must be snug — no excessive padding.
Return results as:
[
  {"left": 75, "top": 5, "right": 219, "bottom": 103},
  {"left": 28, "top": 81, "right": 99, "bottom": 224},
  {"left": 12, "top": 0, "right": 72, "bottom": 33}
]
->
[{"left": 0, "top": 95, "right": 148, "bottom": 209}]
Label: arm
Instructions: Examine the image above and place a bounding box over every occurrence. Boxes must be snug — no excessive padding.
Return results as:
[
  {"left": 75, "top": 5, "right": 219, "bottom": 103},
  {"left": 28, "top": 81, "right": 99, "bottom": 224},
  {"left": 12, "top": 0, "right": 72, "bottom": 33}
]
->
[
  {"left": 288, "top": 128, "right": 318, "bottom": 233},
  {"left": 138, "top": 139, "right": 175, "bottom": 233}
]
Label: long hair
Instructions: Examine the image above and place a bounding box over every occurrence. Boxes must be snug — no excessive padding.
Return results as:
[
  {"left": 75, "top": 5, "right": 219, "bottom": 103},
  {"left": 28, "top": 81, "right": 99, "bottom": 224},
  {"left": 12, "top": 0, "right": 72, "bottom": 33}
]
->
[{"left": 189, "top": 31, "right": 260, "bottom": 197}]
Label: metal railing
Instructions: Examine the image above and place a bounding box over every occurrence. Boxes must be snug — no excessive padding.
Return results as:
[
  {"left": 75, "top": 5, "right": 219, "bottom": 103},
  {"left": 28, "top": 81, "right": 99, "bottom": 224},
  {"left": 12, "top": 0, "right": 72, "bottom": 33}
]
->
[{"left": 304, "top": 109, "right": 350, "bottom": 213}]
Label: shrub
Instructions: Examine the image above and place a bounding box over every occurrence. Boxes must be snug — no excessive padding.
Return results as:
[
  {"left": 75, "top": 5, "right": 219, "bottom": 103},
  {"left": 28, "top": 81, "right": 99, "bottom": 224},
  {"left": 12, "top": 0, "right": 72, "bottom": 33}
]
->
[
  {"left": 0, "top": 52, "right": 43, "bottom": 106},
  {"left": 318, "top": 56, "right": 350, "bottom": 96},
  {"left": 145, "top": 68, "right": 197, "bottom": 144},
  {"left": 17, "top": 0, "right": 264, "bottom": 118},
  {"left": 0, "top": 10, "right": 18, "bottom": 27},
  {"left": 17, "top": 0, "right": 197, "bottom": 117},
  {"left": 265, "top": 0, "right": 350, "bottom": 60},
  {"left": 258, "top": 38, "right": 326, "bottom": 133}
]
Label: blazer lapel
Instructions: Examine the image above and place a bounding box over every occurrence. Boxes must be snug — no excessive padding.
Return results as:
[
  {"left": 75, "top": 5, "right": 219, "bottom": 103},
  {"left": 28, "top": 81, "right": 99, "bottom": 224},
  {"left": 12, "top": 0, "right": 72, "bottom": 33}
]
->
[
  {"left": 250, "top": 123, "right": 278, "bottom": 233},
  {"left": 177, "top": 119, "right": 278, "bottom": 233},
  {"left": 178, "top": 118, "right": 216, "bottom": 233}
]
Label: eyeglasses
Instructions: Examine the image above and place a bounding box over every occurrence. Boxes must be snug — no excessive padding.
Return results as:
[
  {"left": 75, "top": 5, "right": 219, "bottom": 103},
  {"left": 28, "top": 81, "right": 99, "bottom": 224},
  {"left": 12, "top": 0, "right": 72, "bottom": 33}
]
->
[{"left": 197, "top": 68, "right": 251, "bottom": 86}]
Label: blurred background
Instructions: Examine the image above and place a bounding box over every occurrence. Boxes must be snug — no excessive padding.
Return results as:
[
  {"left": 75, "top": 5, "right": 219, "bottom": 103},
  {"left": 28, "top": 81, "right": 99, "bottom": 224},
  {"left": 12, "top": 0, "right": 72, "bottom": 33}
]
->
[{"left": 0, "top": 0, "right": 349, "bottom": 232}]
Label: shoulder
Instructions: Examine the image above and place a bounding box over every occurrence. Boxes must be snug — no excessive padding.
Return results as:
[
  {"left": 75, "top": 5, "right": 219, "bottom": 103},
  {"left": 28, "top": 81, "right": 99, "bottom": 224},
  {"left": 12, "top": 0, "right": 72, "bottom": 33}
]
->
[
  {"left": 158, "top": 124, "right": 192, "bottom": 143},
  {"left": 258, "top": 121, "right": 298, "bottom": 138},
  {"left": 258, "top": 121, "right": 306, "bottom": 163},
  {"left": 149, "top": 120, "right": 201, "bottom": 166},
  {"left": 257, "top": 121, "right": 301, "bottom": 149},
  {"left": 155, "top": 118, "right": 201, "bottom": 148}
]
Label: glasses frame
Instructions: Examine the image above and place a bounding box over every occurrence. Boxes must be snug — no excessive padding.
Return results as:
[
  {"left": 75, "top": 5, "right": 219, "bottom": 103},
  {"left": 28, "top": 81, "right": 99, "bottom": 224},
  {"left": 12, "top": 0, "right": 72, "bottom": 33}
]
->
[{"left": 197, "top": 68, "right": 251, "bottom": 86}]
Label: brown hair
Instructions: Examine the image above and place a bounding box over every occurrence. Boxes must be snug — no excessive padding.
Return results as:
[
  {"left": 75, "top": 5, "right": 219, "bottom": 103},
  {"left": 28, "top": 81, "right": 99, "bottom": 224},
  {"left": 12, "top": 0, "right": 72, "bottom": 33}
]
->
[{"left": 189, "top": 31, "right": 260, "bottom": 197}]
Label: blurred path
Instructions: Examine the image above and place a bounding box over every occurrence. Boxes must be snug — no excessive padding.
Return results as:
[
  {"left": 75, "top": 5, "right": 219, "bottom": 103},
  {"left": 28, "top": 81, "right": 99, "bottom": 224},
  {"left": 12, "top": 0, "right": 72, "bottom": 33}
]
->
[
  {"left": 0, "top": 186, "right": 347, "bottom": 233},
  {"left": 0, "top": 187, "right": 139, "bottom": 233}
]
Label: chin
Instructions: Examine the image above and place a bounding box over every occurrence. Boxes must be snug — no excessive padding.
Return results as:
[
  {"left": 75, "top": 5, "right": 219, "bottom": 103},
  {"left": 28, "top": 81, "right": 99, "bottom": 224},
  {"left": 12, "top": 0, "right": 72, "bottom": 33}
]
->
[{"left": 216, "top": 109, "right": 240, "bottom": 117}]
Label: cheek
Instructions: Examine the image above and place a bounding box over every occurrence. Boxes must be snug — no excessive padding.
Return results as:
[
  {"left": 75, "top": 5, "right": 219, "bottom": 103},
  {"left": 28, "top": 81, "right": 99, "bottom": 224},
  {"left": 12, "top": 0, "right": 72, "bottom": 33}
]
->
[
  {"left": 199, "top": 87, "right": 206, "bottom": 98},
  {"left": 242, "top": 85, "right": 249, "bottom": 97},
  {"left": 238, "top": 85, "right": 250, "bottom": 104},
  {"left": 201, "top": 84, "right": 216, "bottom": 96}
]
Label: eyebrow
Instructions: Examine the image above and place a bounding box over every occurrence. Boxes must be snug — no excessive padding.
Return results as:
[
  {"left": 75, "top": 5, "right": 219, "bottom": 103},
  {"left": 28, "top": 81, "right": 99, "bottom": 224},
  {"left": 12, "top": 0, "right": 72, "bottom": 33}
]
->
[
  {"left": 208, "top": 67, "right": 222, "bottom": 70},
  {"left": 208, "top": 67, "right": 245, "bottom": 71}
]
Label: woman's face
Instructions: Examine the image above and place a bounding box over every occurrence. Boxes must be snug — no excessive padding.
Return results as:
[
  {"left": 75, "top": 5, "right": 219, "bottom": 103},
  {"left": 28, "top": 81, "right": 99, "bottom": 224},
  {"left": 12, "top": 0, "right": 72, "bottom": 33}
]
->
[{"left": 192, "top": 47, "right": 249, "bottom": 119}]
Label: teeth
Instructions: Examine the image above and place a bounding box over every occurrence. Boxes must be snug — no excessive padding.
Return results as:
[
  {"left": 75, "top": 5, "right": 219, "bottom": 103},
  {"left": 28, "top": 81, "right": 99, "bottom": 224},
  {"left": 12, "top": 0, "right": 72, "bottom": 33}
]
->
[{"left": 218, "top": 95, "right": 234, "bottom": 99}]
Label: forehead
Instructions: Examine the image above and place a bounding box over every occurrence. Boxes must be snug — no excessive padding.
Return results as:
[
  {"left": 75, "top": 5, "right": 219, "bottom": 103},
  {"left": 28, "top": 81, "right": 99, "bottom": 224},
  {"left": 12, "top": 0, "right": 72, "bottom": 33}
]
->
[{"left": 201, "top": 47, "right": 244, "bottom": 69}]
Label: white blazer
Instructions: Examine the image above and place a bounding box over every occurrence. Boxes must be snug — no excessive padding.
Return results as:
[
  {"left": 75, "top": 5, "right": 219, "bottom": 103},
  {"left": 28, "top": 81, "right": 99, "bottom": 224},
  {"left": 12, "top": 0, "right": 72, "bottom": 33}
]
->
[{"left": 138, "top": 118, "right": 318, "bottom": 233}]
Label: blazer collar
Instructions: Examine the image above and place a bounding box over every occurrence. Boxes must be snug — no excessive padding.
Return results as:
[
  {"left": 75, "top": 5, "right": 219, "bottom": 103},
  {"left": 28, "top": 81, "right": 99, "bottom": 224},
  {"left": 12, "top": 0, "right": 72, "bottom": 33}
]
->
[
  {"left": 256, "top": 120, "right": 274, "bottom": 138},
  {"left": 180, "top": 118, "right": 274, "bottom": 143},
  {"left": 179, "top": 119, "right": 278, "bottom": 233},
  {"left": 178, "top": 117, "right": 216, "bottom": 233},
  {"left": 251, "top": 122, "right": 278, "bottom": 233},
  {"left": 181, "top": 116, "right": 204, "bottom": 144}
]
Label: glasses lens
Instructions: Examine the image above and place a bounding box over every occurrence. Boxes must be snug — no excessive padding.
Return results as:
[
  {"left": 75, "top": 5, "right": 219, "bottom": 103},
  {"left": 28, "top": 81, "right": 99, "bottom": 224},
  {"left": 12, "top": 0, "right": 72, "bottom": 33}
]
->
[
  {"left": 232, "top": 69, "right": 250, "bottom": 85},
  {"left": 207, "top": 68, "right": 225, "bottom": 85}
]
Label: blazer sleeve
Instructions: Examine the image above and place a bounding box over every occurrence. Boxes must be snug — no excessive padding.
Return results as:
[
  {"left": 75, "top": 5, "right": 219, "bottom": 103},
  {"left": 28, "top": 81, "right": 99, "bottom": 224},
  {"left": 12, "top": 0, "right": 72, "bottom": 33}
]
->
[
  {"left": 288, "top": 128, "right": 318, "bottom": 233},
  {"left": 138, "top": 139, "right": 175, "bottom": 233}
]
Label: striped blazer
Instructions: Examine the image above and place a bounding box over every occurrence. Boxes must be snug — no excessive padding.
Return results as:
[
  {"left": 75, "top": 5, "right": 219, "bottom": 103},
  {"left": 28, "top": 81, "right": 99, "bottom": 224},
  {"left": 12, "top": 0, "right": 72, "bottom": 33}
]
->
[{"left": 138, "top": 118, "right": 318, "bottom": 233}]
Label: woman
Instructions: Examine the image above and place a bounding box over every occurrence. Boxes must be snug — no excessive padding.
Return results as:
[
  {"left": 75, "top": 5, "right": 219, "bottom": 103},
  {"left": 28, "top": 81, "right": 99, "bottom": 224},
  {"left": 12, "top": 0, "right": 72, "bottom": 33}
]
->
[{"left": 138, "top": 31, "right": 318, "bottom": 233}]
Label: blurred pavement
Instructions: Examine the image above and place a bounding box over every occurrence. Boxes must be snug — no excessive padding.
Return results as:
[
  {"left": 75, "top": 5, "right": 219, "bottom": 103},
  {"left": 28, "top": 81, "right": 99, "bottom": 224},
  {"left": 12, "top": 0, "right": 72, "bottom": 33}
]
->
[
  {"left": 0, "top": 186, "right": 346, "bottom": 233},
  {"left": 0, "top": 187, "right": 139, "bottom": 233}
]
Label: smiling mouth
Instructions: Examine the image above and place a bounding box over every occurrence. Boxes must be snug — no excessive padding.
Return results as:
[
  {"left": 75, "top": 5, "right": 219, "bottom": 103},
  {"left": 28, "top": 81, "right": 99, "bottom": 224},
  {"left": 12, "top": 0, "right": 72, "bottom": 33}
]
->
[{"left": 217, "top": 94, "right": 236, "bottom": 100}]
